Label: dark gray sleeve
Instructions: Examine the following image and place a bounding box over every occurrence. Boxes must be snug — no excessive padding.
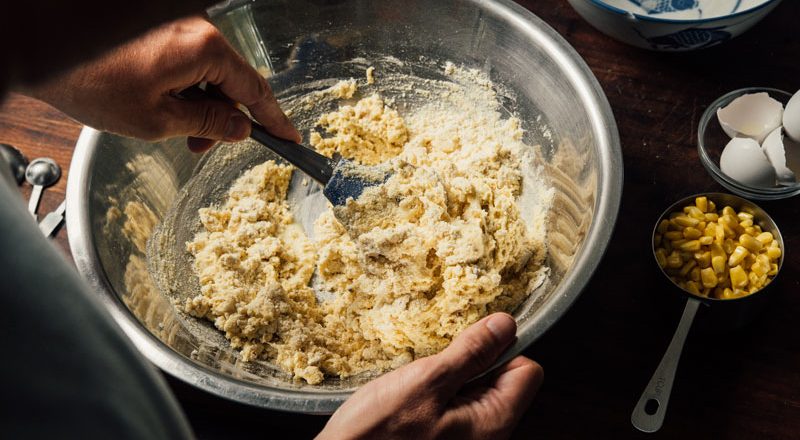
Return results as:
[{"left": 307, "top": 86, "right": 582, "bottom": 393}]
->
[{"left": 0, "top": 158, "right": 194, "bottom": 440}]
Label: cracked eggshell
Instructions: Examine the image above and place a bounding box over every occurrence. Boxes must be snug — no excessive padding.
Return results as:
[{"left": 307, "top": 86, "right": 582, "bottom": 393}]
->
[
  {"left": 717, "top": 92, "right": 784, "bottom": 144},
  {"left": 784, "top": 89, "right": 800, "bottom": 143},
  {"left": 720, "top": 137, "right": 776, "bottom": 188},
  {"left": 782, "top": 129, "right": 800, "bottom": 180},
  {"left": 761, "top": 127, "right": 796, "bottom": 185}
]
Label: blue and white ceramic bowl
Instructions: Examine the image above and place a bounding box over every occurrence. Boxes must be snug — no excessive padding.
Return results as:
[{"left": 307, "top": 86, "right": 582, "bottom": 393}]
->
[{"left": 567, "top": 0, "right": 783, "bottom": 51}]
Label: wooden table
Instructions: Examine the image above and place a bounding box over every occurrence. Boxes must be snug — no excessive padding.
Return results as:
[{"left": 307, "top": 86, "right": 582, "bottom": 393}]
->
[{"left": 2, "top": 1, "right": 798, "bottom": 438}]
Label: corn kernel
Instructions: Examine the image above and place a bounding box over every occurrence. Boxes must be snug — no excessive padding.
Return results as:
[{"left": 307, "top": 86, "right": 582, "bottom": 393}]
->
[
  {"left": 715, "top": 224, "right": 725, "bottom": 244},
  {"left": 719, "top": 215, "right": 736, "bottom": 228},
  {"left": 683, "top": 227, "right": 702, "bottom": 239},
  {"left": 700, "top": 267, "right": 718, "bottom": 288},
  {"left": 739, "top": 234, "right": 763, "bottom": 253},
  {"left": 686, "top": 206, "right": 705, "bottom": 220},
  {"left": 655, "top": 249, "right": 667, "bottom": 268},
  {"left": 680, "top": 260, "right": 697, "bottom": 277},
  {"left": 711, "top": 255, "right": 726, "bottom": 274},
  {"left": 748, "top": 271, "right": 761, "bottom": 288},
  {"left": 722, "top": 224, "right": 736, "bottom": 238},
  {"left": 667, "top": 252, "right": 682, "bottom": 268},
  {"left": 685, "top": 281, "right": 701, "bottom": 295},
  {"left": 722, "top": 206, "right": 736, "bottom": 217},
  {"left": 708, "top": 201, "right": 716, "bottom": 212},
  {"left": 673, "top": 216, "right": 699, "bottom": 228},
  {"left": 695, "top": 196, "right": 708, "bottom": 213},
  {"left": 698, "top": 236, "right": 713, "bottom": 245},
  {"left": 690, "top": 267, "right": 701, "bottom": 282},
  {"left": 730, "top": 266, "right": 748, "bottom": 288},
  {"left": 680, "top": 240, "right": 701, "bottom": 252},
  {"left": 751, "top": 261, "right": 768, "bottom": 277},
  {"left": 704, "top": 213, "right": 719, "bottom": 222},
  {"left": 723, "top": 238, "right": 736, "bottom": 254},
  {"left": 721, "top": 287, "right": 734, "bottom": 299},
  {"left": 768, "top": 264, "right": 778, "bottom": 276},
  {"left": 739, "top": 218, "right": 754, "bottom": 228},
  {"left": 695, "top": 251, "right": 711, "bottom": 268},
  {"left": 737, "top": 211, "right": 754, "bottom": 221},
  {"left": 728, "top": 246, "right": 748, "bottom": 267},
  {"left": 664, "top": 231, "right": 683, "bottom": 240},
  {"left": 744, "top": 227, "right": 756, "bottom": 236},
  {"left": 756, "top": 232, "right": 774, "bottom": 245}
]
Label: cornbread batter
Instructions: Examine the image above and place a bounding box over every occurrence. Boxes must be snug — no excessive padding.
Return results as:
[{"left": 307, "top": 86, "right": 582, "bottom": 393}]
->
[
  {"left": 185, "top": 66, "right": 553, "bottom": 384},
  {"left": 309, "top": 94, "right": 408, "bottom": 165}
]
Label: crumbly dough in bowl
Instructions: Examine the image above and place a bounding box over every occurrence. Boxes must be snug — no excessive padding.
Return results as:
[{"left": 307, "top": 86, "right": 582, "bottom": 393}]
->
[{"left": 181, "top": 65, "right": 554, "bottom": 384}]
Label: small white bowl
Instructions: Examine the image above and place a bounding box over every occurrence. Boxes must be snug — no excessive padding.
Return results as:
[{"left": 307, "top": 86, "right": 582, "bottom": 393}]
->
[{"left": 567, "top": 0, "right": 783, "bottom": 51}]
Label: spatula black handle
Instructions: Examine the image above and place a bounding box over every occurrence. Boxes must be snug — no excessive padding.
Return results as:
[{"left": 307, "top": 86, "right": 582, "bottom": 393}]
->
[{"left": 179, "top": 84, "right": 334, "bottom": 185}]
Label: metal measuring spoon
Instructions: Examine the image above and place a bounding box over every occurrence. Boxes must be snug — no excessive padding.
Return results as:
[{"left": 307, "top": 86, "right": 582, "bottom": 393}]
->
[
  {"left": 25, "top": 158, "right": 61, "bottom": 220},
  {"left": 631, "top": 193, "right": 784, "bottom": 433},
  {"left": 39, "top": 200, "right": 66, "bottom": 238},
  {"left": 0, "top": 143, "right": 28, "bottom": 185}
]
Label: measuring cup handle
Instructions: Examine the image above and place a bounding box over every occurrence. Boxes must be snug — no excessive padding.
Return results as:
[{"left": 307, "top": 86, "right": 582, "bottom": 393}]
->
[{"left": 631, "top": 298, "right": 701, "bottom": 433}]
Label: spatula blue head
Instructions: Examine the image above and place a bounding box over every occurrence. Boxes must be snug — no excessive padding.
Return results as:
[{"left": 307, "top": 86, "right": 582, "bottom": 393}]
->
[
  {"left": 249, "top": 121, "right": 390, "bottom": 206},
  {"left": 323, "top": 159, "right": 390, "bottom": 206}
]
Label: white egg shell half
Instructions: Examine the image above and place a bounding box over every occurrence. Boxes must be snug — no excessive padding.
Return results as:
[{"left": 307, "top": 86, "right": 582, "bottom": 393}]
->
[
  {"left": 782, "top": 129, "right": 800, "bottom": 179},
  {"left": 783, "top": 89, "right": 800, "bottom": 143},
  {"left": 717, "top": 92, "right": 784, "bottom": 144},
  {"left": 761, "top": 127, "right": 796, "bottom": 185},
  {"left": 720, "top": 137, "right": 776, "bottom": 188}
]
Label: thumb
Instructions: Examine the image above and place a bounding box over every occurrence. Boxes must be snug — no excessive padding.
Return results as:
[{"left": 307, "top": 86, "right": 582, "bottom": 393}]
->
[
  {"left": 166, "top": 97, "right": 252, "bottom": 142},
  {"left": 434, "top": 313, "right": 517, "bottom": 394}
]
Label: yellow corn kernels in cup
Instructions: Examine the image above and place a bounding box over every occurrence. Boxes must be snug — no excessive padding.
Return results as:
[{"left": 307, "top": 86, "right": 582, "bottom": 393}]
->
[{"left": 654, "top": 196, "right": 780, "bottom": 300}]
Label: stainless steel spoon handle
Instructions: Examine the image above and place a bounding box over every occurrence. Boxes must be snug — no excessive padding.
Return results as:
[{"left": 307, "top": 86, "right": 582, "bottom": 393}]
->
[
  {"left": 28, "top": 185, "right": 44, "bottom": 219},
  {"left": 631, "top": 298, "right": 700, "bottom": 433}
]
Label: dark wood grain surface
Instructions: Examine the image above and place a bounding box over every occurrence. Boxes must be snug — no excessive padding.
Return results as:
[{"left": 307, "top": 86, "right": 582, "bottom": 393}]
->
[{"left": 1, "top": 1, "right": 799, "bottom": 438}]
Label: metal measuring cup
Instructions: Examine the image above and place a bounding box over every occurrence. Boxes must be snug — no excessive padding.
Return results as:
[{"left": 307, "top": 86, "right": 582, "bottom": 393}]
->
[{"left": 631, "top": 193, "right": 785, "bottom": 433}]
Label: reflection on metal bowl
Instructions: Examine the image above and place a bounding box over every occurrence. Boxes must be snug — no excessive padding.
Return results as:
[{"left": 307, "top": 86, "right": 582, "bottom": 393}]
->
[{"left": 66, "top": 0, "right": 622, "bottom": 414}]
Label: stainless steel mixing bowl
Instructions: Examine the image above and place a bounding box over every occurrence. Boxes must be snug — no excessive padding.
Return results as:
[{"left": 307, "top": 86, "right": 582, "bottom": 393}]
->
[{"left": 66, "top": 0, "right": 622, "bottom": 413}]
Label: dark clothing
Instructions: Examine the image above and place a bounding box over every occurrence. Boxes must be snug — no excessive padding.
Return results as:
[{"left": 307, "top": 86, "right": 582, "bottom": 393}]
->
[{"left": 0, "top": 158, "right": 193, "bottom": 439}]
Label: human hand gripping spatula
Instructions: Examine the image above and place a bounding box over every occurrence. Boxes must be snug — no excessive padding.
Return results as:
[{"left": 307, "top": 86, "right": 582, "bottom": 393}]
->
[{"left": 180, "top": 85, "right": 390, "bottom": 207}]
